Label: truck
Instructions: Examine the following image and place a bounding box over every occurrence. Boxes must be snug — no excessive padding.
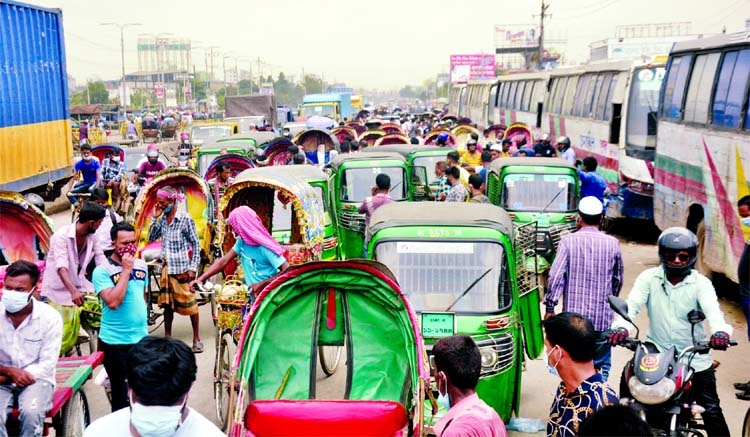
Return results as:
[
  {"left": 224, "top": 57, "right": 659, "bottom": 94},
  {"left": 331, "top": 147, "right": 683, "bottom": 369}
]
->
[
  {"left": 300, "top": 93, "right": 353, "bottom": 122},
  {"left": 1, "top": 0, "right": 73, "bottom": 199},
  {"left": 225, "top": 94, "right": 278, "bottom": 131}
]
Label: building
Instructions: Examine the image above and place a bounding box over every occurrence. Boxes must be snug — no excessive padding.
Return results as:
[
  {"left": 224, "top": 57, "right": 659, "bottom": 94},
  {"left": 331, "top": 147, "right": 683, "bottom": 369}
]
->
[
  {"left": 137, "top": 35, "right": 191, "bottom": 73},
  {"left": 589, "top": 23, "right": 699, "bottom": 62}
]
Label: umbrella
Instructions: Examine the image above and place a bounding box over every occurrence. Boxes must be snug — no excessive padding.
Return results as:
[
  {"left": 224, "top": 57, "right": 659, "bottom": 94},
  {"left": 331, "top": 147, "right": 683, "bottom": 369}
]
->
[{"left": 306, "top": 115, "right": 335, "bottom": 130}]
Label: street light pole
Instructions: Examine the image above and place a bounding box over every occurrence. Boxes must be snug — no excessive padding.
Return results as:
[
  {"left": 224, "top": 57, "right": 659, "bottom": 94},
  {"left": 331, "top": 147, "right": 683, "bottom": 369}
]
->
[{"left": 100, "top": 22, "right": 141, "bottom": 124}]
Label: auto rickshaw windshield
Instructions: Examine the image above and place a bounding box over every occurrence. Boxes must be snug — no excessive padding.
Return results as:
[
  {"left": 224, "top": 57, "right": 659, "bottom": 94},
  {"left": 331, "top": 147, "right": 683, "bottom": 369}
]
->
[
  {"left": 501, "top": 173, "right": 577, "bottom": 212},
  {"left": 192, "top": 125, "right": 234, "bottom": 141},
  {"left": 413, "top": 155, "right": 446, "bottom": 185},
  {"left": 341, "top": 167, "right": 407, "bottom": 202},
  {"left": 374, "top": 240, "right": 512, "bottom": 313}
]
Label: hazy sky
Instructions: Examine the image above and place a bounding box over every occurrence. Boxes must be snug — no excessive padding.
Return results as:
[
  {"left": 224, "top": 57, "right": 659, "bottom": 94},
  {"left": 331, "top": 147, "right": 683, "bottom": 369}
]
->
[{"left": 31, "top": 0, "right": 750, "bottom": 89}]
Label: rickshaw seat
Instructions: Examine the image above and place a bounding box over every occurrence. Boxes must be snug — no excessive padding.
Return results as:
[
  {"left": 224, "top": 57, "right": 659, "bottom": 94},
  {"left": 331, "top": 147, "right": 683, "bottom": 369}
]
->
[{"left": 245, "top": 400, "right": 408, "bottom": 436}]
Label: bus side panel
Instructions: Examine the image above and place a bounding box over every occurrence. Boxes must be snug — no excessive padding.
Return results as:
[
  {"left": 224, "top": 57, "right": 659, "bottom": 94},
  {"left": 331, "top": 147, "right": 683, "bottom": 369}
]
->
[{"left": 0, "top": 1, "right": 72, "bottom": 193}]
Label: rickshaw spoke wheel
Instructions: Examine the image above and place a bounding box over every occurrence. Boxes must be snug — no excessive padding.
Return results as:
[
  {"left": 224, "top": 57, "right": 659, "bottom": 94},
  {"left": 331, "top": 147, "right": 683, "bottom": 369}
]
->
[
  {"left": 59, "top": 390, "right": 90, "bottom": 437},
  {"left": 214, "top": 331, "right": 233, "bottom": 430},
  {"left": 319, "top": 345, "right": 342, "bottom": 377}
]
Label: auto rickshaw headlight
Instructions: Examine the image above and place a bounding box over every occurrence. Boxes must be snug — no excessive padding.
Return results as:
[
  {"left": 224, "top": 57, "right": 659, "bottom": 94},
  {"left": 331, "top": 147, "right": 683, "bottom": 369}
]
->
[{"left": 479, "top": 347, "right": 498, "bottom": 368}]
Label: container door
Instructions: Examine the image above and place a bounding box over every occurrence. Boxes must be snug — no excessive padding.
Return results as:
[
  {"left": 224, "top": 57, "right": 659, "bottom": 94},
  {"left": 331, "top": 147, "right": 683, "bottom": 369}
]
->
[
  {"left": 409, "top": 165, "right": 429, "bottom": 201},
  {"left": 513, "top": 221, "right": 544, "bottom": 359}
]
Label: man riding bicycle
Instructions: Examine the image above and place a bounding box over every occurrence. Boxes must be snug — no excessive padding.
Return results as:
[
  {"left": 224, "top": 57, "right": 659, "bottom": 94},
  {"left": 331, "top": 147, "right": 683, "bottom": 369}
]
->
[
  {"left": 101, "top": 149, "right": 125, "bottom": 210},
  {"left": 66, "top": 144, "right": 102, "bottom": 205}
]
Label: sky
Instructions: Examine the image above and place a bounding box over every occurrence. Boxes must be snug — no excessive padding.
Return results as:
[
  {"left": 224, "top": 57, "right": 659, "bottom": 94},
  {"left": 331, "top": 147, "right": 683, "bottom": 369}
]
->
[{"left": 30, "top": 0, "right": 750, "bottom": 90}]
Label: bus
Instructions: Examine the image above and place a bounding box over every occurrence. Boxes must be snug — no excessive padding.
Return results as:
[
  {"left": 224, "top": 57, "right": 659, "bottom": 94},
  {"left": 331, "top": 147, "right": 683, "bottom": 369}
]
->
[
  {"left": 448, "top": 84, "right": 467, "bottom": 117},
  {"left": 654, "top": 32, "right": 750, "bottom": 282}
]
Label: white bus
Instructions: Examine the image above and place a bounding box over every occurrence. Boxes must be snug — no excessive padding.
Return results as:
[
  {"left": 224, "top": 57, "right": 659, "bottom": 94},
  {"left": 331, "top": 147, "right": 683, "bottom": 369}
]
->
[
  {"left": 543, "top": 60, "right": 665, "bottom": 222},
  {"left": 448, "top": 84, "right": 467, "bottom": 117},
  {"left": 654, "top": 32, "right": 750, "bottom": 282}
]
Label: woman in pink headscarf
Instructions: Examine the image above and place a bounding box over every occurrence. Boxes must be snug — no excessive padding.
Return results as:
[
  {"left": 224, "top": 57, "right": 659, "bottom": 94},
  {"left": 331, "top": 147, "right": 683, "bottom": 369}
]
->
[{"left": 191, "top": 206, "right": 289, "bottom": 294}]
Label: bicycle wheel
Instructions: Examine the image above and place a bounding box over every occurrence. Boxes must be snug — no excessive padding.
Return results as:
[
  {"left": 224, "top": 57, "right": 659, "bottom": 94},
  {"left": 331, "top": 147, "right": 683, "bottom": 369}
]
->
[
  {"left": 319, "top": 345, "right": 342, "bottom": 377},
  {"left": 58, "top": 390, "right": 90, "bottom": 437},
  {"left": 214, "top": 331, "right": 233, "bottom": 430}
]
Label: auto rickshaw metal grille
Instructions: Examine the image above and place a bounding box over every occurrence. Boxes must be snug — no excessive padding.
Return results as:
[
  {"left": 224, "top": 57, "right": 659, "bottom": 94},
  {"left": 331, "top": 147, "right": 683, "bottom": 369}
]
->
[
  {"left": 513, "top": 222, "right": 540, "bottom": 297},
  {"left": 547, "top": 221, "right": 576, "bottom": 250},
  {"left": 340, "top": 211, "right": 366, "bottom": 233},
  {"left": 476, "top": 333, "right": 515, "bottom": 376}
]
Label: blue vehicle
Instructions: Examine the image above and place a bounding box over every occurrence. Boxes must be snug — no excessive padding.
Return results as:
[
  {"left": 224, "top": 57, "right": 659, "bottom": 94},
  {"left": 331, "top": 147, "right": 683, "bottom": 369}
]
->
[{"left": 301, "top": 93, "right": 353, "bottom": 122}]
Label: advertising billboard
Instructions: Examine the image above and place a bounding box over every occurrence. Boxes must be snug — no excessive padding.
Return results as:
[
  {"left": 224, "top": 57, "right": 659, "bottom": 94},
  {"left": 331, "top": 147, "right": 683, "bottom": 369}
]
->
[{"left": 449, "top": 54, "right": 496, "bottom": 83}]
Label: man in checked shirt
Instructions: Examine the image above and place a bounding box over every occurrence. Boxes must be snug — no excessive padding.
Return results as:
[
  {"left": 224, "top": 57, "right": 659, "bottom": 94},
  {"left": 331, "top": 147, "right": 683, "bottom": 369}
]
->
[
  {"left": 544, "top": 196, "right": 623, "bottom": 379},
  {"left": 147, "top": 186, "right": 204, "bottom": 353}
]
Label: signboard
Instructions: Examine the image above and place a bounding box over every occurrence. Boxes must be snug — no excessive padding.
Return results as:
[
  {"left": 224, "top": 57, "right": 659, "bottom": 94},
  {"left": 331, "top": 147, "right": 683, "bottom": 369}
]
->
[
  {"left": 449, "top": 54, "right": 496, "bottom": 83},
  {"left": 421, "top": 312, "right": 456, "bottom": 338},
  {"left": 153, "top": 84, "right": 164, "bottom": 98},
  {"left": 494, "top": 25, "right": 539, "bottom": 49}
]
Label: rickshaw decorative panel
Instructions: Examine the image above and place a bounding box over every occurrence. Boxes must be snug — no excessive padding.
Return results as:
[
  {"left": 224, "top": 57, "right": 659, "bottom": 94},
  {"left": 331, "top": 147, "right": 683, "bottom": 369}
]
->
[{"left": 0, "top": 191, "right": 54, "bottom": 264}]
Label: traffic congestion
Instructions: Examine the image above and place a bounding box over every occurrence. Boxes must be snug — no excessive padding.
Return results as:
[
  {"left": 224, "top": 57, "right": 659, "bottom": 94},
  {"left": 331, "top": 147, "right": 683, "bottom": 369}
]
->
[{"left": 2, "top": 0, "right": 750, "bottom": 436}]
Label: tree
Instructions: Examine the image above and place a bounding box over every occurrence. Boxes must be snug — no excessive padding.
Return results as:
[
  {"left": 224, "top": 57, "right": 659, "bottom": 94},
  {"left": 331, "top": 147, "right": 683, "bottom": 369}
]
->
[
  {"left": 129, "top": 90, "right": 151, "bottom": 109},
  {"left": 87, "top": 81, "right": 109, "bottom": 104},
  {"left": 190, "top": 77, "right": 207, "bottom": 101},
  {"left": 303, "top": 75, "right": 323, "bottom": 94},
  {"left": 237, "top": 79, "right": 254, "bottom": 95}
]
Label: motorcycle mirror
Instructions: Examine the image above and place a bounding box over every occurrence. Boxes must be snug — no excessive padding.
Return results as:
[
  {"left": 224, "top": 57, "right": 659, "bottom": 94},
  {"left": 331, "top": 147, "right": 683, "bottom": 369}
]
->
[
  {"left": 687, "top": 309, "right": 706, "bottom": 325},
  {"left": 608, "top": 296, "right": 633, "bottom": 323}
]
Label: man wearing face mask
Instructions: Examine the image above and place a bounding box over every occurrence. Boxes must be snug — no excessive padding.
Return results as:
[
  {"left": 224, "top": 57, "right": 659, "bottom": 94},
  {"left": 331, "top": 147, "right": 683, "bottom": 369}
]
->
[
  {"left": 101, "top": 149, "right": 125, "bottom": 211},
  {"left": 431, "top": 335, "right": 507, "bottom": 437},
  {"left": 0, "top": 261, "right": 62, "bottom": 437},
  {"left": 147, "top": 187, "right": 203, "bottom": 353},
  {"left": 66, "top": 144, "right": 102, "bottom": 205},
  {"left": 42, "top": 201, "right": 107, "bottom": 356},
  {"left": 83, "top": 336, "right": 224, "bottom": 437},
  {"left": 544, "top": 312, "right": 618, "bottom": 437},
  {"left": 92, "top": 222, "right": 148, "bottom": 412}
]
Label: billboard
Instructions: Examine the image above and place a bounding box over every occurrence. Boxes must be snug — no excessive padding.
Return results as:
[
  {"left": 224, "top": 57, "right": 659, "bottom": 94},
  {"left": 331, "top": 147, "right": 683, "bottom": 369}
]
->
[
  {"left": 449, "top": 54, "right": 496, "bottom": 83},
  {"left": 494, "top": 25, "right": 539, "bottom": 49}
]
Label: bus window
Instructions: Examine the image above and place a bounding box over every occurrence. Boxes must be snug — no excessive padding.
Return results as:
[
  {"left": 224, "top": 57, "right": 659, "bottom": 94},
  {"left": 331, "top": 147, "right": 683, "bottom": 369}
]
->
[
  {"left": 547, "top": 78, "right": 560, "bottom": 113},
  {"left": 508, "top": 82, "right": 519, "bottom": 110},
  {"left": 661, "top": 55, "right": 693, "bottom": 120},
  {"left": 626, "top": 66, "right": 665, "bottom": 157},
  {"left": 489, "top": 84, "right": 499, "bottom": 111},
  {"left": 517, "top": 82, "right": 527, "bottom": 111},
  {"left": 595, "top": 74, "right": 614, "bottom": 120},
  {"left": 588, "top": 74, "right": 605, "bottom": 118},
  {"left": 684, "top": 53, "right": 720, "bottom": 124},
  {"left": 522, "top": 81, "right": 533, "bottom": 111},
  {"left": 562, "top": 76, "right": 578, "bottom": 115},
  {"left": 553, "top": 77, "right": 568, "bottom": 114},
  {"left": 572, "top": 75, "right": 591, "bottom": 117},
  {"left": 603, "top": 76, "right": 618, "bottom": 120},
  {"left": 712, "top": 49, "right": 750, "bottom": 129}
]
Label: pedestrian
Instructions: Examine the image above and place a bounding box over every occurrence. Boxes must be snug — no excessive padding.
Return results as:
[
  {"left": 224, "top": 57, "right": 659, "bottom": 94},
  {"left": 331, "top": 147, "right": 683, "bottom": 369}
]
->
[
  {"left": 432, "top": 161, "right": 450, "bottom": 201},
  {"left": 358, "top": 173, "right": 395, "bottom": 256},
  {"left": 544, "top": 196, "right": 623, "bottom": 379},
  {"left": 736, "top": 195, "right": 750, "bottom": 341},
  {"left": 0, "top": 261, "right": 62, "bottom": 437},
  {"left": 83, "top": 336, "right": 224, "bottom": 436},
  {"left": 534, "top": 134, "right": 557, "bottom": 158},
  {"left": 459, "top": 138, "right": 482, "bottom": 171},
  {"left": 79, "top": 121, "right": 89, "bottom": 145},
  {"left": 446, "top": 151, "right": 469, "bottom": 188},
  {"left": 577, "top": 157, "right": 607, "bottom": 202},
  {"left": 432, "top": 335, "right": 507, "bottom": 437},
  {"left": 609, "top": 227, "right": 732, "bottom": 436},
  {"left": 125, "top": 120, "right": 137, "bottom": 140},
  {"left": 192, "top": 206, "right": 289, "bottom": 296},
  {"left": 445, "top": 166, "right": 468, "bottom": 203},
  {"left": 41, "top": 201, "right": 107, "bottom": 356},
  {"left": 556, "top": 136, "right": 576, "bottom": 165},
  {"left": 489, "top": 143, "right": 505, "bottom": 160},
  {"left": 468, "top": 173, "right": 489, "bottom": 204},
  {"left": 92, "top": 222, "right": 148, "bottom": 412},
  {"left": 207, "top": 162, "right": 233, "bottom": 222},
  {"left": 91, "top": 187, "right": 121, "bottom": 259},
  {"left": 285, "top": 145, "right": 299, "bottom": 165},
  {"left": 478, "top": 150, "right": 493, "bottom": 185},
  {"left": 544, "top": 312, "right": 618, "bottom": 437},
  {"left": 340, "top": 141, "right": 351, "bottom": 154},
  {"left": 66, "top": 144, "right": 102, "bottom": 205},
  {"left": 146, "top": 186, "right": 203, "bottom": 353}
]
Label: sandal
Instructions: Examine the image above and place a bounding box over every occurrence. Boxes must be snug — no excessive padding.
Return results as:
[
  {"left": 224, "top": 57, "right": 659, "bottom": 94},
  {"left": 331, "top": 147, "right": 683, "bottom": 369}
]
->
[{"left": 192, "top": 341, "right": 204, "bottom": 354}]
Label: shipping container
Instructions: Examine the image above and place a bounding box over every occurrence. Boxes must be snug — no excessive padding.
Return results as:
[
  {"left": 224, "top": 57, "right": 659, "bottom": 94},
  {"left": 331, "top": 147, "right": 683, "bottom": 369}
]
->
[{"left": 0, "top": 0, "right": 72, "bottom": 198}]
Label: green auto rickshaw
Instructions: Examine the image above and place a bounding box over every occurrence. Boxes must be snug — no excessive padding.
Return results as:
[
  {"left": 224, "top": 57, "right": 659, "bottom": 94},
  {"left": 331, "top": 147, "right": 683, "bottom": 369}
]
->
[
  {"left": 486, "top": 157, "right": 579, "bottom": 289},
  {"left": 363, "top": 144, "right": 450, "bottom": 198},
  {"left": 365, "top": 202, "right": 543, "bottom": 423},
  {"left": 326, "top": 151, "right": 428, "bottom": 259},
  {"left": 196, "top": 146, "right": 246, "bottom": 176}
]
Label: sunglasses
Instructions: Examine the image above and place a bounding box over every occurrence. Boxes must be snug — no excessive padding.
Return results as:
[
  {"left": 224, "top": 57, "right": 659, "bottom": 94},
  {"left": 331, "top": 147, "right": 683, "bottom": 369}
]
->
[{"left": 665, "top": 251, "right": 690, "bottom": 263}]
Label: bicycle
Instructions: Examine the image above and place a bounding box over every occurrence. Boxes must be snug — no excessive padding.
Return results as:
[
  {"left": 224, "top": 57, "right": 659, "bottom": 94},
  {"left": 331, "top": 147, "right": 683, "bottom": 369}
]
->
[
  {"left": 69, "top": 192, "right": 92, "bottom": 223},
  {"left": 145, "top": 261, "right": 165, "bottom": 334}
]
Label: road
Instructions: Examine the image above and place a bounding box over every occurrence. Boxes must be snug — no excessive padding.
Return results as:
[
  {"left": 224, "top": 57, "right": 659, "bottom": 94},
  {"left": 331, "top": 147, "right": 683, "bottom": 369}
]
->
[{"left": 39, "top": 207, "right": 748, "bottom": 435}]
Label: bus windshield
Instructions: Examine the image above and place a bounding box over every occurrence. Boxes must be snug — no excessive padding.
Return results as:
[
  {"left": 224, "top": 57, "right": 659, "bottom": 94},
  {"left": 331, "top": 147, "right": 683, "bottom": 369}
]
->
[
  {"left": 374, "top": 241, "right": 511, "bottom": 313},
  {"left": 626, "top": 67, "right": 665, "bottom": 158},
  {"left": 501, "top": 173, "right": 577, "bottom": 212}
]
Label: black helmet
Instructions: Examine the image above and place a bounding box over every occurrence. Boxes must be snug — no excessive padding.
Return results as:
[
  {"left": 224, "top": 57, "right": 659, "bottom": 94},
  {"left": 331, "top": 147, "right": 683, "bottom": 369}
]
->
[
  {"left": 23, "top": 193, "right": 45, "bottom": 213},
  {"left": 657, "top": 227, "right": 698, "bottom": 277}
]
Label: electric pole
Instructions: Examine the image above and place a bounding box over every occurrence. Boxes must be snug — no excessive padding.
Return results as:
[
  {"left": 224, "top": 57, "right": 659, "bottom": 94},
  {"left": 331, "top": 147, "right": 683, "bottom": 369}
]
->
[{"left": 538, "top": 0, "right": 550, "bottom": 70}]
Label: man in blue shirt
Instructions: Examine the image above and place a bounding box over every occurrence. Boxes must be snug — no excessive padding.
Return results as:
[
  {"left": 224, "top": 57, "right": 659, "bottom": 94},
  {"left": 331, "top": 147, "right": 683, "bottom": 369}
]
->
[
  {"left": 577, "top": 157, "right": 607, "bottom": 203},
  {"left": 66, "top": 144, "right": 102, "bottom": 205},
  {"left": 92, "top": 221, "right": 148, "bottom": 412}
]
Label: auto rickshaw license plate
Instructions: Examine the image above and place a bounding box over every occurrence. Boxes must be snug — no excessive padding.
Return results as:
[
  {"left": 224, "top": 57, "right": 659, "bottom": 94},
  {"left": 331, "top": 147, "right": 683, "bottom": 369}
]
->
[{"left": 421, "top": 312, "right": 455, "bottom": 338}]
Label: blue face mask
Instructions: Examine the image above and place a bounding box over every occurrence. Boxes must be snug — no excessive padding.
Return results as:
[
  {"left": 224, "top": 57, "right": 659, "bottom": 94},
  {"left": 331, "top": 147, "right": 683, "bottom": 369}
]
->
[
  {"left": 742, "top": 216, "right": 750, "bottom": 228},
  {"left": 130, "top": 397, "right": 186, "bottom": 437},
  {"left": 2, "top": 289, "right": 32, "bottom": 313},
  {"left": 545, "top": 346, "right": 561, "bottom": 378},
  {"left": 162, "top": 203, "right": 174, "bottom": 215}
]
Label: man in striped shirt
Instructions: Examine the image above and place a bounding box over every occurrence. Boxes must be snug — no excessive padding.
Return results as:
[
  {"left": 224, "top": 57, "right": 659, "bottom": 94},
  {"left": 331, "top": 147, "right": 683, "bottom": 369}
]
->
[{"left": 544, "top": 196, "right": 623, "bottom": 379}]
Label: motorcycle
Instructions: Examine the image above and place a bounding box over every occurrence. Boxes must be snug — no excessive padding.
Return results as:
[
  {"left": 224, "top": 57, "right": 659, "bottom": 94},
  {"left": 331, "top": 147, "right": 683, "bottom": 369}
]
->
[{"left": 608, "top": 295, "right": 736, "bottom": 436}]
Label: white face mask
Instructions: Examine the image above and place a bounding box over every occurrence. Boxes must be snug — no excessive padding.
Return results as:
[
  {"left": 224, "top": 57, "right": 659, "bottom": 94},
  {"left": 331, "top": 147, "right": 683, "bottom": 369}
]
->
[
  {"left": 2, "top": 289, "right": 32, "bottom": 313},
  {"left": 742, "top": 216, "right": 750, "bottom": 228},
  {"left": 436, "top": 372, "right": 451, "bottom": 410},
  {"left": 130, "top": 397, "right": 186, "bottom": 437},
  {"left": 112, "top": 156, "right": 121, "bottom": 163},
  {"left": 545, "top": 346, "right": 561, "bottom": 378},
  {"left": 83, "top": 156, "right": 92, "bottom": 162}
]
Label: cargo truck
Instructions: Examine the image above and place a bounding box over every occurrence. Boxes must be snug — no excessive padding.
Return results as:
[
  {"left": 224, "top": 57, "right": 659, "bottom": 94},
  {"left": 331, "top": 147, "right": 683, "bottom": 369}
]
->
[
  {"left": 0, "top": 0, "right": 73, "bottom": 199},
  {"left": 300, "top": 93, "right": 353, "bottom": 122}
]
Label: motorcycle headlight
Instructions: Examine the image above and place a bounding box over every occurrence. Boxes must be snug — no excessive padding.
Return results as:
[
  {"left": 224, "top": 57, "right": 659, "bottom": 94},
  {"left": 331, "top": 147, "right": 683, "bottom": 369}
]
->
[
  {"left": 479, "top": 346, "right": 498, "bottom": 368},
  {"left": 628, "top": 376, "right": 675, "bottom": 405}
]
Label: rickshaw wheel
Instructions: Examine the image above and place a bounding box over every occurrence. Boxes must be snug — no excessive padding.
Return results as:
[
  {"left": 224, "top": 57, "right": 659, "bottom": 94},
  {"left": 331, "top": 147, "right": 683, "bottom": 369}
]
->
[
  {"left": 319, "top": 345, "right": 341, "bottom": 377},
  {"left": 59, "top": 390, "right": 90, "bottom": 437},
  {"left": 214, "top": 331, "right": 233, "bottom": 430}
]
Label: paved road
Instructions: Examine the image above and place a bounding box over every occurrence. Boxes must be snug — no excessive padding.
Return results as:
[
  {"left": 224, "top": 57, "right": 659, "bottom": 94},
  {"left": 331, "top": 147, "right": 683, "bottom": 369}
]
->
[{"left": 41, "top": 208, "right": 749, "bottom": 435}]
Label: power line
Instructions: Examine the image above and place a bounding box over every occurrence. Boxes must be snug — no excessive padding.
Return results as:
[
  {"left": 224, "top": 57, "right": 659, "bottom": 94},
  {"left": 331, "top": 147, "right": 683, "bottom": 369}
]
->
[{"left": 556, "top": 0, "right": 620, "bottom": 20}]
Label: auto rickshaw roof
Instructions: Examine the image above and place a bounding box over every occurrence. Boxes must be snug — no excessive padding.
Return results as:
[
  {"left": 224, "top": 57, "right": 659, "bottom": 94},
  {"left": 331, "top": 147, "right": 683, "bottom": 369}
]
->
[
  {"left": 235, "top": 164, "right": 327, "bottom": 183},
  {"left": 328, "top": 151, "right": 407, "bottom": 169},
  {"left": 363, "top": 144, "right": 447, "bottom": 158},
  {"left": 489, "top": 157, "right": 575, "bottom": 174},
  {"left": 367, "top": 202, "right": 513, "bottom": 237}
]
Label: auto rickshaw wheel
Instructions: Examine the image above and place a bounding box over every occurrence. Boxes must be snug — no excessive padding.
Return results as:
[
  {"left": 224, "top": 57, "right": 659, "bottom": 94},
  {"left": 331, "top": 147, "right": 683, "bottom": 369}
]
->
[
  {"left": 214, "top": 331, "right": 233, "bottom": 430},
  {"left": 319, "top": 345, "right": 341, "bottom": 377},
  {"left": 58, "top": 390, "right": 90, "bottom": 437}
]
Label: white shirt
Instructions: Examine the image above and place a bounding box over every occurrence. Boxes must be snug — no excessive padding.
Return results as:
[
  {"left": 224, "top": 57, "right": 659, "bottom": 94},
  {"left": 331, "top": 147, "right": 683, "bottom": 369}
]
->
[
  {"left": 0, "top": 299, "right": 63, "bottom": 386},
  {"left": 84, "top": 406, "right": 225, "bottom": 437},
  {"left": 94, "top": 209, "right": 122, "bottom": 251}
]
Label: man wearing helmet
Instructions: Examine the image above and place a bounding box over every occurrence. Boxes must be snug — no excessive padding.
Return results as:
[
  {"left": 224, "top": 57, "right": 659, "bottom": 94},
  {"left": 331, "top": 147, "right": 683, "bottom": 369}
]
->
[
  {"left": 609, "top": 227, "right": 732, "bottom": 436},
  {"left": 137, "top": 145, "right": 167, "bottom": 183},
  {"left": 556, "top": 136, "right": 576, "bottom": 165},
  {"left": 534, "top": 133, "right": 557, "bottom": 158}
]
